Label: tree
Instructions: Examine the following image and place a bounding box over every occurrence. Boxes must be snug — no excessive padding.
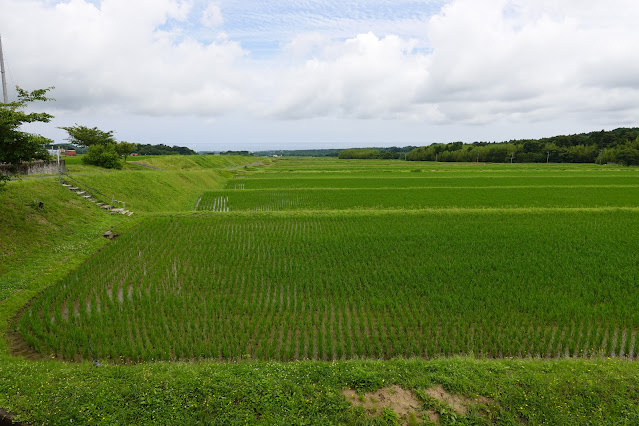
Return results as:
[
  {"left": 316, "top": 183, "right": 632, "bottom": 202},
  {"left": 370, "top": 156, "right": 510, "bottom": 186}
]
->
[
  {"left": 60, "top": 125, "right": 128, "bottom": 169},
  {"left": 0, "top": 86, "right": 54, "bottom": 190},
  {"left": 115, "top": 141, "right": 137, "bottom": 161},
  {"left": 616, "top": 148, "right": 639, "bottom": 166},
  {"left": 338, "top": 149, "right": 381, "bottom": 159},
  {"left": 59, "top": 125, "right": 116, "bottom": 147},
  {"left": 83, "top": 144, "right": 123, "bottom": 169}
]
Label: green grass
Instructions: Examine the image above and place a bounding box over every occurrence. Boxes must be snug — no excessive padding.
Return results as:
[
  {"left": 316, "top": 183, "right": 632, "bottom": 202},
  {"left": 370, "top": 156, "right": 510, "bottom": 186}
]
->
[
  {"left": 3, "top": 158, "right": 639, "bottom": 425},
  {"left": 61, "top": 155, "right": 264, "bottom": 212},
  {"left": 73, "top": 170, "right": 232, "bottom": 212},
  {"left": 1, "top": 357, "right": 638, "bottom": 425},
  {"left": 0, "top": 177, "right": 126, "bottom": 302},
  {"left": 18, "top": 210, "right": 639, "bottom": 362},
  {"left": 127, "top": 154, "right": 268, "bottom": 171},
  {"left": 198, "top": 186, "right": 639, "bottom": 211},
  {"left": 0, "top": 176, "right": 133, "bottom": 361},
  {"left": 260, "top": 156, "right": 638, "bottom": 173},
  {"left": 228, "top": 176, "right": 639, "bottom": 189}
]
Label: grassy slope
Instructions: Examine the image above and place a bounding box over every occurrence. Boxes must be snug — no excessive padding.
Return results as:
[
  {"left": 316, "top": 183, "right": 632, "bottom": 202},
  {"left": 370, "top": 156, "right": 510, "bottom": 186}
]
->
[
  {"left": 0, "top": 177, "right": 127, "bottom": 304},
  {"left": 2, "top": 158, "right": 639, "bottom": 425},
  {"left": 126, "top": 154, "right": 264, "bottom": 171},
  {"left": 64, "top": 155, "right": 268, "bottom": 212}
]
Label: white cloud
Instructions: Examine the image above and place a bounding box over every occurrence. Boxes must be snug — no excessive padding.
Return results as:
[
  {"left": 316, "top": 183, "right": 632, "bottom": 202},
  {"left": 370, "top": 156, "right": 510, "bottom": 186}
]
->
[
  {"left": 416, "top": 0, "right": 639, "bottom": 123},
  {"left": 1, "top": 0, "right": 246, "bottom": 115},
  {"left": 1, "top": 0, "right": 639, "bottom": 145},
  {"left": 201, "top": 2, "right": 223, "bottom": 28},
  {"left": 265, "top": 33, "right": 430, "bottom": 120}
]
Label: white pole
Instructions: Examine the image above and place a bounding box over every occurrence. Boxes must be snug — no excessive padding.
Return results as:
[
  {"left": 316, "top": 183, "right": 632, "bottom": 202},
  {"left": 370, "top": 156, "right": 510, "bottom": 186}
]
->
[{"left": 0, "top": 34, "right": 9, "bottom": 104}]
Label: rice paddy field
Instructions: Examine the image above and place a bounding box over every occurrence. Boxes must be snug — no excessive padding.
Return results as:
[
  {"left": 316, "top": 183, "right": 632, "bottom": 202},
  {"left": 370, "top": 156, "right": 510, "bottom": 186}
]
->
[{"left": 16, "top": 158, "right": 639, "bottom": 363}]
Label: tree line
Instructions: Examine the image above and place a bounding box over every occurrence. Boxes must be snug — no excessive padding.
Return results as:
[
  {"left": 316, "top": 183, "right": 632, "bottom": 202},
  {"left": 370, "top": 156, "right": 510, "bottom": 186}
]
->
[
  {"left": 338, "top": 146, "right": 417, "bottom": 159},
  {"left": 253, "top": 149, "right": 342, "bottom": 157},
  {"left": 135, "top": 144, "right": 195, "bottom": 156},
  {"left": 405, "top": 128, "right": 639, "bottom": 165}
]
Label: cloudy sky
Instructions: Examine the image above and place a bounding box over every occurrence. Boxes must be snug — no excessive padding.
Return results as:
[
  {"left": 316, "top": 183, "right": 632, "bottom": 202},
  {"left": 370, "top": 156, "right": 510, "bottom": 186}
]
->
[{"left": 1, "top": 0, "right": 638, "bottom": 151}]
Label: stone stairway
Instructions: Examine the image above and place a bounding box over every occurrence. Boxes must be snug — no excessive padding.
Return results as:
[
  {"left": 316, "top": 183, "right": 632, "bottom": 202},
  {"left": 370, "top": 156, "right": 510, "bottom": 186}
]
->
[{"left": 61, "top": 181, "right": 133, "bottom": 216}]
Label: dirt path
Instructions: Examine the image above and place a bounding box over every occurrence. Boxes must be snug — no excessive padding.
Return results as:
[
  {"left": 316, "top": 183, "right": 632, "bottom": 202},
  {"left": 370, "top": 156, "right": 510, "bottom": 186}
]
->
[
  {"left": 129, "top": 161, "right": 162, "bottom": 170},
  {"left": 225, "top": 160, "right": 263, "bottom": 170}
]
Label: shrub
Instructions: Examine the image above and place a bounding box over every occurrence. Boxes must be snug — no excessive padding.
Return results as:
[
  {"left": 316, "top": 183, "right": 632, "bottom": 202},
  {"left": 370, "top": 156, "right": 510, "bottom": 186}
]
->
[{"left": 83, "top": 144, "right": 123, "bottom": 169}]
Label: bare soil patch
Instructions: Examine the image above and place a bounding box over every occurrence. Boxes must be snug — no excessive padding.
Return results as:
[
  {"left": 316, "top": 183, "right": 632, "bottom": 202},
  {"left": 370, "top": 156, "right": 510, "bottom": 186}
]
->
[
  {"left": 7, "top": 330, "right": 45, "bottom": 361},
  {"left": 342, "top": 385, "right": 423, "bottom": 425},
  {"left": 0, "top": 408, "right": 27, "bottom": 426},
  {"left": 424, "top": 384, "right": 501, "bottom": 424},
  {"left": 343, "top": 384, "right": 500, "bottom": 425},
  {"left": 425, "top": 384, "right": 493, "bottom": 415}
]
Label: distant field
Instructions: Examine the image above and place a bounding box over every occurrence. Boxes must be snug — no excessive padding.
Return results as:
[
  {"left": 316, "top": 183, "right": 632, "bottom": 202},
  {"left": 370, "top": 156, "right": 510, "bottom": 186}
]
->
[
  {"left": 195, "top": 161, "right": 639, "bottom": 211},
  {"left": 225, "top": 176, "right": 639, "bottom": 188},
  {"left": 195, "top": 159, "right": 639, "bottom": 211},
  {"left": 197, "top": 186, "right": 639, "bottom": 211},
  {"left": 18, "top": 160, "right": 639, "bottom": 362}
]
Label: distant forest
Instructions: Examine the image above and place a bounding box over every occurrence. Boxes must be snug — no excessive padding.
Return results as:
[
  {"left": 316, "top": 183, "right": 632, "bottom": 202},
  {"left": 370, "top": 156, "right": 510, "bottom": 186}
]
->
[
  {"left": 52, "top": 143, "right": 196, "bottom": 156},
  {"left": 253, "top": 147, "right": 416, "bottom": 158},
  {"left": 405, "top": 128, "right": 639, "bottom": 165},
  {"left": 134, "top": 144, "right": 196, "bottom": 156},
  {"left": 252, "top": 149, "right": 342, "bottom": 157},
  {"left": 337, "top": 128, "right": 639, "bottom": 165}
]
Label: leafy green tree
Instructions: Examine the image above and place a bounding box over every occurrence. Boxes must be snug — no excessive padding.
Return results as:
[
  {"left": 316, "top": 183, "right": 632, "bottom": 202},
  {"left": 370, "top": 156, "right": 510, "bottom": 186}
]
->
[
  {"left": 59, "top": 125, "right": 116, "bottom": 147},
  {"left": 0, "top": 86, "right": 54, "bottom": 190},
  {"left": 338, "top": 149, "right": 381, "bottom": 159},
  {"left": 115, "top": 141, "right": 138, "bottom": 161},
  {"left": 83, "top": 144, "right": 123, "bottom": 169},
  {"left": 60, "top": 125, "right": 128, "bottom": 169},
  {"left": 616, "top": 148, "right": 639, "bottom": 166}
]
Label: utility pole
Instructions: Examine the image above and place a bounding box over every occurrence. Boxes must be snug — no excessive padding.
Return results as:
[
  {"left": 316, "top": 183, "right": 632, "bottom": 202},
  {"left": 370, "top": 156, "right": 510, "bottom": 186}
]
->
[
  {"left": 0, "top": 34, "right": 9, "bottom": 104},
  {"left": 546, "top": 152, "right": 550, "bottom": 163}
]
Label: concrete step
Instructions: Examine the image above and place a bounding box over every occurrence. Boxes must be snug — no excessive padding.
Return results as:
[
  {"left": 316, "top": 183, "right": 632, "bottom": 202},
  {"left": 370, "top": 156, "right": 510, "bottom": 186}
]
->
[
  {"left": 112, "top": 209, "right": 133, "bottom": 215},
  {"left": 83, "top": 195, "right": 92, "bottom": 199},
  {"left": 76, "top": 191, "right": 86, "bottom": 195},
  {"left": 68, "top": 186, "right": 80, "bottom": 191}
]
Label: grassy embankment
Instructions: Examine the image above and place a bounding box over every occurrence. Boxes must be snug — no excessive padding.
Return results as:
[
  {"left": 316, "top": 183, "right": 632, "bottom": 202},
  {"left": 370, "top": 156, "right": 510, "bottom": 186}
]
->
[
  {"left": 62, "top": 154, "right": 264, "bottom": 212},
  {"left": 2, "top": 157, "right": 639, "bottom": 425},
  {"left": 0, "top": 155, "right": 259, "bottom": 353}
]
